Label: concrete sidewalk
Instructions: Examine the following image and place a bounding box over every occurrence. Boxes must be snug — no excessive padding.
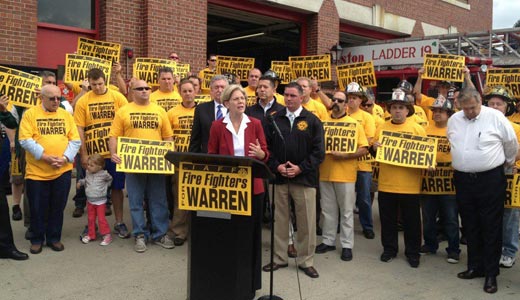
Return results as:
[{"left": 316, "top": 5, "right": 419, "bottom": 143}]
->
[{"left": 1, "top": 191, "right": 519, "bottom": 300}]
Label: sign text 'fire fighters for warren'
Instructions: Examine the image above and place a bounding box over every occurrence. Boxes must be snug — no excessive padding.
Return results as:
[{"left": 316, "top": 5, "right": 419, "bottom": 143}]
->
[
  {"left": 270, "top": 61, "right": 292, "bottom": 84},
  {"left": 376, "top": 131, "right": 438, "bottom": 168},
  {"left": 486, "top": 68, "right": 520, "bottom": 99},
  {"left": 216, "top": 55, "right": 255, "bottom": 81},
  {"left": 336, "top": 61, "right": 377, "bottom": 90},
  {"left": 323, "top": 121, "right": 358, "bottom": 154},
  {"left": 422, "top": 53, "right": 465, "bottom": 82},
  {"left": 289, "top": 54, "right": 331, "bottom": 82},
  {"left": 133, "top": 58, "right": 176, "bottom": 87},
  {"left": 77, "top": 37, "right": 121, "bottom": 63},
  {"left": 420, "top": 162, "right": 455, "bottom": 195},
  {"left": 65, "top": 54, "right": 112, "bottom": 86},
  {"left": 116, "top": 137, "right": 175, "bottom": 174},
  {"left": 84, "top": 121, "right": 112, "bottom": 157},
  {"left": 0, "top": 65, "right": 41, "bottom": 108}
]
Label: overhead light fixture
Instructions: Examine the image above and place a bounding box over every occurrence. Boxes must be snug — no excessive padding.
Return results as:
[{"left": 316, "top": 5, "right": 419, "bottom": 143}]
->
[{"left": 218, "top": 32, "right": 265, "bottom": 43}]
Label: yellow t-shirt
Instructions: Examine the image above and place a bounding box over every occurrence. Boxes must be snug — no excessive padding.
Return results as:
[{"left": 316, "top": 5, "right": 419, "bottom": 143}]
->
[
  {"left": 349, "top": 109, "right": 376, "bottom": 172},
  {"left": 510, "top": 121, "right": 520, "bottom": 169},
  {"left": 19, "top": 106, "right": 79, "bottom": 180},
  {"left": 150, "top": 89, "right": 182, "bottom": 112},
  {"left": 373, "top": 104, "right": 385, "bottom": 120},
  {"left": 303, "top": 99, "right": 328, "bottom": 121},
  {"left": 425, "top": 124, "right": 451, "bottom": 163},
  {"left": 74, "top": 89, "right": 128, "bottom": 127},
  {"left": 373, "top": 119, "right": 427, "bottom": 194},
  {"left": 167, "top": 104, "right": 196, "bottom": 153},
  {"left": 419, "top": 94, "right": 435, "bottom": 123},
  {"left": 319, "top": 114, "right": 368, "bottom": 182},
  {"left": 274, "top": 92, "right": 285, "bottom": 105},
  {"left": 110, "top": 102, "right": 173, "bottom": 141},
  {"left": 508, "top": 113, "right": 520, "bottom": 125}
]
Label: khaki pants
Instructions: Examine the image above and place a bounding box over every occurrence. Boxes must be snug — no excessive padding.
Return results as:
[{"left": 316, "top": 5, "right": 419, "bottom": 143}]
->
[{"left": 274, "top": 183, "right": 316, "bottom": 268}]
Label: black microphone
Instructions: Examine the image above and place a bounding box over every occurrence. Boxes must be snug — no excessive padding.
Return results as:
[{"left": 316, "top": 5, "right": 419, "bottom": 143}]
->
[{"left": 266, "top": 114, "right": 284, "bottom": 143}]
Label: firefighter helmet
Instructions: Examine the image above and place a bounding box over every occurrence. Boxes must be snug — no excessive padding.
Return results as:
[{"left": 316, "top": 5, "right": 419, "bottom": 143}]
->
[
  {"left": 263, "top": 69, "right": 281, "bottom": 82},
  {"left": 429, "top": 94, "right": 454, "bottom": 115},
  {"left": 396, "top": 80, "right": 413, "bottom": 94},
  {"left": 345, "top": 82, "right": 367, "bottom": 100},
  {"left": 483, "top": 85, "right": 516, "bottom": 116},
  {"left": 388, "top": 88, "right": 415, "bottom": 117}
]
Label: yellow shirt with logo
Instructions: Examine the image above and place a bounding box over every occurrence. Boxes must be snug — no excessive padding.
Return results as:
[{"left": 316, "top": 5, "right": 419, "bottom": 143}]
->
[
  {"left": 150, "top": 89, "right": 182, "bottom": 112},
  {"left": 19, "top": 106, "right": 80, "bottom": 181},
  {"left": 303, "top": 99, "right": 328, "bottom": 121},
  {"left": 373, "top": 119, "right": 427, "bottom": 194},
  {"left": 348, "top": 109, "right": 376, "bottom": 172},
  {"left": 320, "top": 114, "right": 368, "bottom": 182},
  {"left": 110, "top": 102, "right": 173, "bottom": 141},
  {"left": 167, "top": 104, "right": 196, "bottom": 153},
  {"left": 373, "top": 103, "right": 385, "bottom": 120}
]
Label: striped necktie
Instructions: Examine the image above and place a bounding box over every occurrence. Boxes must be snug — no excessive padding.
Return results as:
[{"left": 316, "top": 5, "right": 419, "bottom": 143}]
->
[{"left": 216, "top": 104, "right": 223, "bottom": 120}]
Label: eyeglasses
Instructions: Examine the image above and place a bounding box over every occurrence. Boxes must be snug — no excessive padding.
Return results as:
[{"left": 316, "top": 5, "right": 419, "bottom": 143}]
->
[
  {"left": 45, "top": 96, "right": 61, "bottom": 102},
  {"left": 362, "top": 103, "right": 374, "bottom": 107},
  {"left": 170, "top": 56, "right": 179, "bottom": 60},
  {"left": 133, "top": 87, "right": 151, "bottom": 91},
  {"left": 332, "top": 97, "right": 345, "bottom": 103}
]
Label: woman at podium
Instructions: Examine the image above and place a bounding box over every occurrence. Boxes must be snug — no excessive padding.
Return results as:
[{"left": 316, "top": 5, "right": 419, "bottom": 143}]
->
[{"left": 208, "top": 84, "right": 269, "bottom": 294}]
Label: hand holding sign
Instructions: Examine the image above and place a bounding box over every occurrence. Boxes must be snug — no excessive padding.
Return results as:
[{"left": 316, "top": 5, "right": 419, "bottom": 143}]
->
[{"left": 0, "top": 94, "right": 8, "bottom": 112}]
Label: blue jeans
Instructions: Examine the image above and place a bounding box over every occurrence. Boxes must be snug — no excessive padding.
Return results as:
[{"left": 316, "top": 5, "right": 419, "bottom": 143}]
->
[
  {"left": 502, "top": 208, "right": 519, "bottom": 258},
  {"left": 355, "top": 171, "right": 373, "bottom": 231},
  {"left": 26, "top": 171, "right": 71, "bottom": 245},
  {"left": 126, "top": 173, "right": 169, "bottom": 240},
  {"left": 421, "top": 194, "right": 460, "bottom": 254}
]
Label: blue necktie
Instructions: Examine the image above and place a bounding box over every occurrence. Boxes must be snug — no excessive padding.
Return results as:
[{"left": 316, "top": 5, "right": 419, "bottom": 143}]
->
[{"left": 216, "top": 104, "right": 223, "bottom": 120}]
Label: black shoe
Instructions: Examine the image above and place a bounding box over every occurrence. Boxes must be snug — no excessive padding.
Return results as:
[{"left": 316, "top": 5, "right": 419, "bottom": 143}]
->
[
  {"left": 457, "top": 269, "right": 485, "bottom": 279},
  {"left": 315, "top": 243, "right": 336, "bottom": 254},
  {"left": 419, "top": 244, "right": 436, "bottom": 255},
  {"left": 483, "top": 276, "right": 497, "bottom": 293},
  {"left": 298, "top": 266, "right": 319, "bottom": 278},
  {"left": 341, "top": 248, "right": 353, "bottom": 261},
  {"left": 363, "top": 229, "right": 375, "bottom": 239},
  {"left": 24, "top": 228, "right": 34, "bottom": 240},
  {"left": 0, "top": 248, "right": 29, "bottom": 260},
  {"left": 407, "top": 257, "right": 420, "bottom": 268},
  {"left": 380, "top": 252, "right": 396, "bottom": 262},
  {"left": 12, "top": 205, "right": 22, "bottom": 221},
  {"left": 72, "top": 207, "right": 84, "bottom": 218},
  {"left": 173, "top": 237, "right": 186, "bottom": 246}
]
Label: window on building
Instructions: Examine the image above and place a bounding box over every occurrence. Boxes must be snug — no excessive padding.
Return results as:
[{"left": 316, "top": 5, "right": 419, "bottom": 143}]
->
[{"left": 38, "top": 0, "right": 95, "bottom": 30}]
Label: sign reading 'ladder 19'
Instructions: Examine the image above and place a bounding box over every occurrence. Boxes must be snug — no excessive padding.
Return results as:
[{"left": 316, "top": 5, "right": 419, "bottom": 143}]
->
[{"left": 178, "top": 162, "right": 252, "bottom": 216}]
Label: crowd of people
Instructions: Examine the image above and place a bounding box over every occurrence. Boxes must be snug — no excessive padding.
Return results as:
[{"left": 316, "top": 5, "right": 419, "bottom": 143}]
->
[{"left": 0, "top": 52, "right": 519, "bottom": 295}]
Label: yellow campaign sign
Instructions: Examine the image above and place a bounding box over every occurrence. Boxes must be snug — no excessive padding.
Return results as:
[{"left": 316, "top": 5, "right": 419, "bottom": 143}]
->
[
  {"left": 173, "top": 129, "right": 191, "bottom": 153},
  {"left": 336, "top": 61, "right": 377, "bottom": 90},
  {"left": 271, "top": 61, "right": 292, "bottom": 84},
  {"left": 84, "top": 121, "right": 112, "bottom": 157},
  {"left": 0, "top": 66, "right": 41, "bottom": 108},
  {"left": 247, "top": 95, "right": 257, "bottom": 107},
  {"left": 289, "top": 54, "right": 331, "bottom": 82},
  {"left": 506, "top": 174, "right": 520, "bottom": 208},
  {"left": 178, "top": 162, "right": 252, "bottom": 216},
  {"left": 420, "top": 162, "right": 455, "bottom": 195},
  {"left": 323, "top": 122, "right": 358, "bottom": 154},
  {"left": 375, "top": 131, "right": 438, "bottom": 168},
  {"left": 65, "top": 54, "right": 112, "bottom": 85},
  {"left": 116, "top": 137, "right": 175, "bottom": 174},
  {"left": 175, "top": 63, "right": 191, "bottom": 77},
  {"left": 133, "top": 58, "right": 176, "bottom": 87},
  {"left": 10, "top": 155, "right": 21, "bottom": 176},
  {"left": 77, "top": 37, "right": 121, "bottom": 63},
  {"left": 422, "top": 53, "right": 465, "bottom": 82},
  {"left": 216, "top": 55, "right": 255, "bottom": 81},
  {"left": 486, "top": 68, "right": 520, "bottom": 99},
  {"left": 194, "top": 94, "right": 212, "bottom": 104},
  {"left": 200, "top": 70, "right": 215, "bottom": 90},
  {"left": 358, "top": 152, "right": 374, "bottom": 163}
]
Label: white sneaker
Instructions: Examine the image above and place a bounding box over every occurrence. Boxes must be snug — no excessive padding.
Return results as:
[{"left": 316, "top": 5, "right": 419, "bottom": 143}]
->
[
  {"left": 100, "top": 234, "right": 113, "bottom": 246},
  {"left": 499, "top": 255, "right": 516, "bottom": 268},
  {"left": 135, "top": 235, "right": 147, "bottom": 253},
  {"left": 81, "top": 236, "right": 92, "bottom": 244},
  {"left": 154, "top": 235, "right": 175, "bottom": 249}
]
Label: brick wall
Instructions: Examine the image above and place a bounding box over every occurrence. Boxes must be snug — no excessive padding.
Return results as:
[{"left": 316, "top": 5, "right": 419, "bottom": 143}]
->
[
  {"left": 347, "top": 0, "right": 493, "bottom": 36},
  {"left": 0, "top": 0, "right": 37, "bottom": 66}
]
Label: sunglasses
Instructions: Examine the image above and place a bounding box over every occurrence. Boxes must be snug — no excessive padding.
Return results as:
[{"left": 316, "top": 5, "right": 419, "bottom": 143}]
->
[
  {"left": 45, "top": 96, "right": 61, "bottom": 102},
  {"left": 332, "top": 97, "right": 345, "bottom": 103},
  {"left": 170, "top": 56, "right": 179, "bottom": 60},
  {"left": 133, "top": 87, "right": 151, "bottom": 91},
  {"left": 209, "top": 59, "right": 217, "bottom": 62},
  {"left": 362, "top": 103, "right": 374, "bottom": 107}
]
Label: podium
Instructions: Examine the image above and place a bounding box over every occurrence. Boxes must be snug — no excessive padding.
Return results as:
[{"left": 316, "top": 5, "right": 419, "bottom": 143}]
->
[{"left": 165, "top": 152, "right": 273, "bottom": 300}]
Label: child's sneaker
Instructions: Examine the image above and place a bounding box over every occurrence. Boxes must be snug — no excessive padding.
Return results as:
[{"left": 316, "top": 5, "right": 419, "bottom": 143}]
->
[
  {"left": 100, "top": 234, "right": 112, "bottom": 246},
  {"left": 82, "top": 235, "right": 92, "bottom": 244}
]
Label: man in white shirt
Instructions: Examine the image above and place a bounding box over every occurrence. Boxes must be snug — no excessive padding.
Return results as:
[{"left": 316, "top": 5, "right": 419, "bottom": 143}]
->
[{"left": 447, "top": 88, "right": 518, "bottom": 294}]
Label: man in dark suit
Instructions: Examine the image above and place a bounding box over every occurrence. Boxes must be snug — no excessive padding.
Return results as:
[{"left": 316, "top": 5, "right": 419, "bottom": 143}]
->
[
  {"left": 188, "top": 75, "right": 229, "bottom": 153},
  {"left": 245, "top": 76, "right": 285, "bottom": 125},
  {"left": 0, "top": 95, "right": 29, "bottom": 261}
]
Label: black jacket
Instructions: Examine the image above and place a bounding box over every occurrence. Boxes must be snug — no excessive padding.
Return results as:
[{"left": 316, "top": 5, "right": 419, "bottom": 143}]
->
[
  {"left": 266, "top": 107, "right": 324, "bottom": 187},
  {"left": 245, "top": 96, "right": 285, "bottom": 133}
]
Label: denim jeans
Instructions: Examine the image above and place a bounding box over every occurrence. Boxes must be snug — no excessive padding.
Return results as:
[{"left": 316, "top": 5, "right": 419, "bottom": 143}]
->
[
  {"left": 126, "top": 173, "right": 169, "bottom": 240},
  {"left": 502, "top": 208, "right": 519, "bottom": 258},
  {"left": 73, "top": 154, "right": 87, "bottom": 209},
  {"left": 26, "top": 171, "right": 71, "bottom": 245},
  {"left": 421, "top": 194, "right": 460, "bottom": 254},
  {"left": 355, "top": 171, "right": 373, "bottom": 231}
]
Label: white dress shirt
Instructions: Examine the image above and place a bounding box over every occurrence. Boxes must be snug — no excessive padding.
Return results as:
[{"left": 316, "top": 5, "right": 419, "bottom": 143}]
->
[
  {"left": 447, "top": 105, "right": 518, "bottom": 172},
  {"left": 222, "top": 114, "right": 251, "bottom": 157}
]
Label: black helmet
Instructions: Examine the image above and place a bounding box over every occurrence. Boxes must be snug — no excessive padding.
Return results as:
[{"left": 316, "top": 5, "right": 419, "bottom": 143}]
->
[{"left": 263, "top": 69, "right": 281, "bottom": 82}]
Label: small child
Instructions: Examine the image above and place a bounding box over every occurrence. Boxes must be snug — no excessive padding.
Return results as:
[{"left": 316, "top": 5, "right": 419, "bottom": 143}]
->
[{"left": 77, "top": 153, "right": 113, "bottom": 246}]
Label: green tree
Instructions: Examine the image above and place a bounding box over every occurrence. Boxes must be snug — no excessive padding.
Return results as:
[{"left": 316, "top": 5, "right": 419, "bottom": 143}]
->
[{"left": 515, "top": 19, "right": 520, "bottom": 28}]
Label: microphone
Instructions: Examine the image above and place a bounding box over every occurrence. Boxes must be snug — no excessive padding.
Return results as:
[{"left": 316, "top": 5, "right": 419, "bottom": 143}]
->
[{"left": 266, "top": 114, "right": 284, "bottom": 143}]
